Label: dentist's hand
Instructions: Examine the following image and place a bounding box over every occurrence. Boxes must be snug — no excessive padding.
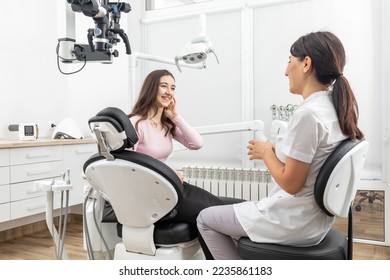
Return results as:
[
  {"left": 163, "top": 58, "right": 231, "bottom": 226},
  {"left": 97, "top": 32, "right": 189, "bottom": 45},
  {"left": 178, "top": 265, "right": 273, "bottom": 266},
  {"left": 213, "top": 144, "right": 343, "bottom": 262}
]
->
[
  {"left": 164, "top": 97, "right": 178, "bottom": 119},
  {"left": 247, "top": 139, "right": 274, "bottom": 160}
]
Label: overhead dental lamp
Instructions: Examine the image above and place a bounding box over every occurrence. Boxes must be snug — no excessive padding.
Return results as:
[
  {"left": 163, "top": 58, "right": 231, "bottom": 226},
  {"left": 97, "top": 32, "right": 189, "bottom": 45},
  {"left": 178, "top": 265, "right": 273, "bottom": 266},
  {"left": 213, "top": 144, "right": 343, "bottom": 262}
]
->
[{"left": 175, "top": 14, "right": 219, "bottom": 73}]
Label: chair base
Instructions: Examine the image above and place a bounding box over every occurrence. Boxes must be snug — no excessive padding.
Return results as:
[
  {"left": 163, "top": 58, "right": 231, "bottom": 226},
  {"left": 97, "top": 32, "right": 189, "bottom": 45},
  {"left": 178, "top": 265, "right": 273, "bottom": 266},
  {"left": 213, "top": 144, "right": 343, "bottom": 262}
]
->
[
  {"left": 238, "top": 229, "right": 348, "bottom": 260},
  {"left": 354, "top": 191, "right": 384, "bottom": 211},
  {"left": 114, "top": 239, "right": 204, "bottom": 260}
]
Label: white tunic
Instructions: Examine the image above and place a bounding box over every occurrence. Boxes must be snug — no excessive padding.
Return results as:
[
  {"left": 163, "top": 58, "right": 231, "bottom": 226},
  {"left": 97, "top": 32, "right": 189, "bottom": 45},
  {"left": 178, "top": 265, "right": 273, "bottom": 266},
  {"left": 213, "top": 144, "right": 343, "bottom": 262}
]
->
[{"left": 234, "top": 91, "right": 347, "bottom": 246}]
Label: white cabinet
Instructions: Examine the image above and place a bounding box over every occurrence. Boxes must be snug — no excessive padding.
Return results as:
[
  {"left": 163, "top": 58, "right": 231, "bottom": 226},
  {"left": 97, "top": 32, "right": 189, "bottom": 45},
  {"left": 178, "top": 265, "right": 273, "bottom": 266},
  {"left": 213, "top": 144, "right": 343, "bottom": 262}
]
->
[
  {"left": 0, "top": 149, "right": 9, "bottom": 166},
  {"left": 0, "top": 203, "right": 10, "bottom": 223},
  {"left": 10, "top": 146, "right": 62, "bottom": 165},
  {"left": 0, "top": 140, "right": 97, "bottom": 226},
  {"left": 9, "top": 146, "right": 65, "bottom": 219},
  {"left": 0, "top": 149, "right": 10, "bottom": 223}
]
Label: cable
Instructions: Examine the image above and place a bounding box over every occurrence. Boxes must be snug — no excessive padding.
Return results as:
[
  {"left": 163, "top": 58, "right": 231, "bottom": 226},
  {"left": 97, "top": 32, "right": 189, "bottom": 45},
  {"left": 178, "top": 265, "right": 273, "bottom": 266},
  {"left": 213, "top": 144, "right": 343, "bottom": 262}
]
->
[
  {"left": 83, "top": 187, "right": 95, "bottom": 260},
  {"left": 83, "top": 186, "right": 114, "bottom": 260},
  {"left": 57, "top": 190, "right": 64, "bottom": 259},
  {"left": 92, "top": 198, "right": 113, "bottom": 259},
  {"left": 56, "top": 42, "right": 87, "bottom": 75},
  {"left": 58, "top": 190, "right": 70, "bottom": 260},
  {"left": 50, "top": 192, "right": 57, "bottom": 258}
]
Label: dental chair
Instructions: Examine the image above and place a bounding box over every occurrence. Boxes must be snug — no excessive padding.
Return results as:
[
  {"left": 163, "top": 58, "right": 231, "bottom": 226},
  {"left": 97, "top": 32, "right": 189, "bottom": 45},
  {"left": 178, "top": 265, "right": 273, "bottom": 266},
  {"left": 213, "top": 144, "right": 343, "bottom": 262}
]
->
[
  {"left": 238, "top": 138, "right": 369, "bottom": 260},
  {"left": 83, "top": 107, "right": 202, "bottom": 260}
]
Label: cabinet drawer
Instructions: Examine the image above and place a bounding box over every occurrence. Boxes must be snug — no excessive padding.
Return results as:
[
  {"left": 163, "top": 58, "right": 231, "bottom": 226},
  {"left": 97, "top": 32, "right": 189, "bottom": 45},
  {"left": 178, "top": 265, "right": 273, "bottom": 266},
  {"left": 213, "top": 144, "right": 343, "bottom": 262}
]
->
[
  {"left": 11, "top": 181, "right": 50, "bottom": 202},
  {"left": 10, "top": 161, "right": 64, "bottom": 183},
  {"left": 0, "top": 149, "right": 10, "bottom": 166},
  {"left": 0, "top": 203, "right": 10, "bottom": 222},
  {"left": 11, "top": 196, "right": 47, "bottom": 219},
  {"left": 10, "top": 194, "right": 61, "bottom": 220},
  {"left": 10, "top": 146, "right": 62, "bottom": 165},
  {"left": 0, "top": 166, "right": 9, "bottom": 185},
  {"left": 0, "top": 184, "right": 10, "bottom": 204}
]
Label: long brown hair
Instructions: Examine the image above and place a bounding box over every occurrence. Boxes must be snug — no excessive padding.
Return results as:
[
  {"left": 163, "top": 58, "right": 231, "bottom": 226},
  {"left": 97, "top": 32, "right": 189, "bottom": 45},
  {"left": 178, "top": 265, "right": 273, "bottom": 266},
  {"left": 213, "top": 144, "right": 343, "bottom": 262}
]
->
[
  {"left": 128, "top": 69, "right": 176, "bottom": 136},
  {"left": 290, "top": 31, "right": 364, "bottom": 140}
]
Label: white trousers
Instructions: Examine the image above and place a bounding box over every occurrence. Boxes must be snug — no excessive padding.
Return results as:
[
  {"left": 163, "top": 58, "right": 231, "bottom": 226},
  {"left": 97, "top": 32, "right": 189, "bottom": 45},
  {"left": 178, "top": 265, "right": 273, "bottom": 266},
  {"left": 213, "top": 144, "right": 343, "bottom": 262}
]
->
[{"left": 197, "top": 204, "right": 247, "bottom": 260}]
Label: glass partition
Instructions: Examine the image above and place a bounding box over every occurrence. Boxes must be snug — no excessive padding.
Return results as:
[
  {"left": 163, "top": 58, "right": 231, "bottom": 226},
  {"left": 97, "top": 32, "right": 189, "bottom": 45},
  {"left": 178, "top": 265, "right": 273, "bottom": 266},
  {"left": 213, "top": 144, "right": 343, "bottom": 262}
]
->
[{"left": 333, "top": 190, "right": 385, "bottom": 242}]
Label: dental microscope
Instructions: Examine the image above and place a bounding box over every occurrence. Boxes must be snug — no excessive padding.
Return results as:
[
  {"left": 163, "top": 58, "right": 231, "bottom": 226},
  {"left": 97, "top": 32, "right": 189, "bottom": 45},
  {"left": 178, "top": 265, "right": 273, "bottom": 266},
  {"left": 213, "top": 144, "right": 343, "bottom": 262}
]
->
[{"left": 57, "top": 0, "right": 132, "bottom": 73}]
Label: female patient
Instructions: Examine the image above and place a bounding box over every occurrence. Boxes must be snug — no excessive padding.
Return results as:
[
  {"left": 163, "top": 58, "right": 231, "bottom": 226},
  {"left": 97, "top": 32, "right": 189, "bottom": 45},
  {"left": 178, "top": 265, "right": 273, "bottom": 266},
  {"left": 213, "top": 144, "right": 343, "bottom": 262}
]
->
[
  {"left": 196, "top": 31, "right": 364, "bottom": 259},
  {"left": 128, "top": 69, "right": 225, "bottom": 224}
]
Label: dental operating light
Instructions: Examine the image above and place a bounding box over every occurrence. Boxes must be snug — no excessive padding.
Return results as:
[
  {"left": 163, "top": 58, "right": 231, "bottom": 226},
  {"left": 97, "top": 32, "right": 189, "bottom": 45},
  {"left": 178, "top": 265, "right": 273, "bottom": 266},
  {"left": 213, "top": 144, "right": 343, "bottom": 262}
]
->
[{"left": 174, "top": 13, "right": 219, "bottom": 72}]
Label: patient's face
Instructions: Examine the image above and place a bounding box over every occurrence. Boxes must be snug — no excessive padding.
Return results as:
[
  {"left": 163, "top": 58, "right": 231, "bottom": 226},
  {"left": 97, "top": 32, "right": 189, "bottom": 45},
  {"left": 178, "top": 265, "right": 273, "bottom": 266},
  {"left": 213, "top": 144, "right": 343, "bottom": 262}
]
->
[{"left": 156, "top": 75, "right": 176, "bottom": 108}]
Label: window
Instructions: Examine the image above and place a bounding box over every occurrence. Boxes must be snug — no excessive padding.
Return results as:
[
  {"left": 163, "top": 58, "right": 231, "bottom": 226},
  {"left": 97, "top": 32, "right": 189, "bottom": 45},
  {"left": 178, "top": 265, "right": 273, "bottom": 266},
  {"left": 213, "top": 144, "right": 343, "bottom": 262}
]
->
[{"left": 146, "top": 0, "right": 213, "bottom": 11}]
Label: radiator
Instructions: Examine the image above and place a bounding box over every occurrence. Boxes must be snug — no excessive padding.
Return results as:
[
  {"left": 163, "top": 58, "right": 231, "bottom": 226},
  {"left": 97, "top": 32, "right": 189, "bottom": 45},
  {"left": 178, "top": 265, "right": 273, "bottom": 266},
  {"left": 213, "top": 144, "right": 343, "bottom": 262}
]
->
[{"left": 182, "top": 166, "right": 273, "bottom": 201}]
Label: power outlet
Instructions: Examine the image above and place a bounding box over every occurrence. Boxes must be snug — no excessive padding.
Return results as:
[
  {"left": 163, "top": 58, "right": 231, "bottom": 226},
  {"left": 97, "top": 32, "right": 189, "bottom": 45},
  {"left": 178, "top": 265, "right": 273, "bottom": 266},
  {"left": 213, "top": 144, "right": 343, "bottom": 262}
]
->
[{"left": 48, "top": 121, "right": 56, "bottom": 130}]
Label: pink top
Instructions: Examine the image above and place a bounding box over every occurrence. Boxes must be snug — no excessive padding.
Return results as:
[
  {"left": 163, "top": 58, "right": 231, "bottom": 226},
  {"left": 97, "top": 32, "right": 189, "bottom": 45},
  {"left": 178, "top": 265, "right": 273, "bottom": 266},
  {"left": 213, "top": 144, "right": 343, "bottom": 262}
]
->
[{"left": 129, "top": 115, "right": 203, "bottom": 162}]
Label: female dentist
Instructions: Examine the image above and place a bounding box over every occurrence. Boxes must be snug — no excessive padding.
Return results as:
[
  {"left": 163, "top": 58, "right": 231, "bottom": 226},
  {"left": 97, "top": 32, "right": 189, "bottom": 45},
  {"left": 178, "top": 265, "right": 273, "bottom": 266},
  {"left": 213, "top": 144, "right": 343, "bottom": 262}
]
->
[{"left": 196, "top": 31, "right": 364, "bottom": 260}]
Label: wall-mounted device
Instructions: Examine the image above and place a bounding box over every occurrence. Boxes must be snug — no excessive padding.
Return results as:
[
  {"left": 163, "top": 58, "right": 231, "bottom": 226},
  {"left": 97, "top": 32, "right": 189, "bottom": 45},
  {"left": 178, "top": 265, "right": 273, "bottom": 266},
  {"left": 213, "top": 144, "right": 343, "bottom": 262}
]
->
[{"left": 8, "top": 123, "right": 39, "bottom": 140}]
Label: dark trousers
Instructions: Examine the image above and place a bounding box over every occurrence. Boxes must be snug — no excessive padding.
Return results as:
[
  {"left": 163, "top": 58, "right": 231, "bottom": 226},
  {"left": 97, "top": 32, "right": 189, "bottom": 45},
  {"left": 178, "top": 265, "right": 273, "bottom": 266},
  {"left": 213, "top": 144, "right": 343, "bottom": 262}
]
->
[{"left": 167, "top": 181, "right": 226, "bottom": 223}]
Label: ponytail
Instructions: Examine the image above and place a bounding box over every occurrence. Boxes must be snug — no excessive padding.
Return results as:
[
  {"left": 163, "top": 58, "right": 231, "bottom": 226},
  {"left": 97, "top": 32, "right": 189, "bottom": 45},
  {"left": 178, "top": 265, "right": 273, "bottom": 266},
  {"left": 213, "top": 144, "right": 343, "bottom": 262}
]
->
[{"left": 332, "top": 75, "right": 364, "bottom": 140}]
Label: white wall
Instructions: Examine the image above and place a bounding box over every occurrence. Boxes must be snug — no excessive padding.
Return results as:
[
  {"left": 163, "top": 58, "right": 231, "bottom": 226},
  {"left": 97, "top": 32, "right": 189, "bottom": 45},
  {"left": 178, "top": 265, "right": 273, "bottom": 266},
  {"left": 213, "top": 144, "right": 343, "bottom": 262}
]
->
[{"left": 1, "top": 0, "right": 67, "bottom": 139}]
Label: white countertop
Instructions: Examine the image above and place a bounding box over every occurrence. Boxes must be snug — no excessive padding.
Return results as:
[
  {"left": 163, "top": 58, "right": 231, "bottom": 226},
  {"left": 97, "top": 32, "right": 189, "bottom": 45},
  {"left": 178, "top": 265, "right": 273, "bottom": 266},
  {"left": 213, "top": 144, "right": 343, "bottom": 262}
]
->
[{"left": 0, "top": 138, "right": 96, "bottom": 149}]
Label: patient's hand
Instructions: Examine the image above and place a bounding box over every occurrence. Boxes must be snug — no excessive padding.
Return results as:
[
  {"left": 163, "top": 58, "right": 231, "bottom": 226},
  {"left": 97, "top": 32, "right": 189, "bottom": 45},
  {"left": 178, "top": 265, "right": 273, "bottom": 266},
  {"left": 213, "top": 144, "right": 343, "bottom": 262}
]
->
[
  {"left": 164, "top": 98, "right": 178, "bottom": 119},
  {"left": 175, "top": 170, "right": 184, "bottom": 183}
]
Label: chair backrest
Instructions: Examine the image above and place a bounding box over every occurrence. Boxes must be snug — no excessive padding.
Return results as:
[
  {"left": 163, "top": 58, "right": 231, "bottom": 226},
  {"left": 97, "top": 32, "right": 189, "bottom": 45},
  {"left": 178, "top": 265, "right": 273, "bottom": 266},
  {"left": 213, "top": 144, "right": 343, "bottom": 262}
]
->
[
  {"left": 83, "top": 107, "right": 184, "bottom": 255},
  {"left": 314, "top": 138, "right": 369, "bottom": 218},
  {"left": 84, "top": 153, "right": 183, "bottom": 227}
]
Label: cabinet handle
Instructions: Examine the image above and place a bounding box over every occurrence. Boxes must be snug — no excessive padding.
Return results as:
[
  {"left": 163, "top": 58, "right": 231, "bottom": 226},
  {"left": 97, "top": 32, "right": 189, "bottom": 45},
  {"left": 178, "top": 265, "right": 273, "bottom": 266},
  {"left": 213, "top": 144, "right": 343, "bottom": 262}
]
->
[
  {"left": 27, "top": 189, "right": 43, "bottom": 195},
  {"left": 27, "top": 204, "right": 46, "bottom": 211},
  {"left": 26, "top": 153, "right": 50, "bottom": 159},
  {"left": 26, "top": 169, "right": 51, "bottom": 176},
  {"left": 75, "top": 150, "right": 95, "bottom": 155}
]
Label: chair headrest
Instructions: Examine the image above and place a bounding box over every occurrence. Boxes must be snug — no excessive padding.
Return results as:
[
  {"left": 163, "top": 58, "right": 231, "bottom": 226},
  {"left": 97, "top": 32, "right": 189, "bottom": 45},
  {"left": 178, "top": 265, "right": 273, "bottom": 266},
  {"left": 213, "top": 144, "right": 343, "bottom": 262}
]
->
[{"left": 88, "top": 107, "right": 138, "bottom": 153}]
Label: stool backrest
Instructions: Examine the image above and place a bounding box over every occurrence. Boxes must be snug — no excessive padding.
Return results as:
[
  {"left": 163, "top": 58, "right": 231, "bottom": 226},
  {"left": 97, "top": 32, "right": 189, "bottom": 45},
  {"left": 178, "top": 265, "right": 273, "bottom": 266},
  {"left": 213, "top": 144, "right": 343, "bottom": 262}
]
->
[{"left": 314, "top": 139, "right": 369, "bottom": 218}]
